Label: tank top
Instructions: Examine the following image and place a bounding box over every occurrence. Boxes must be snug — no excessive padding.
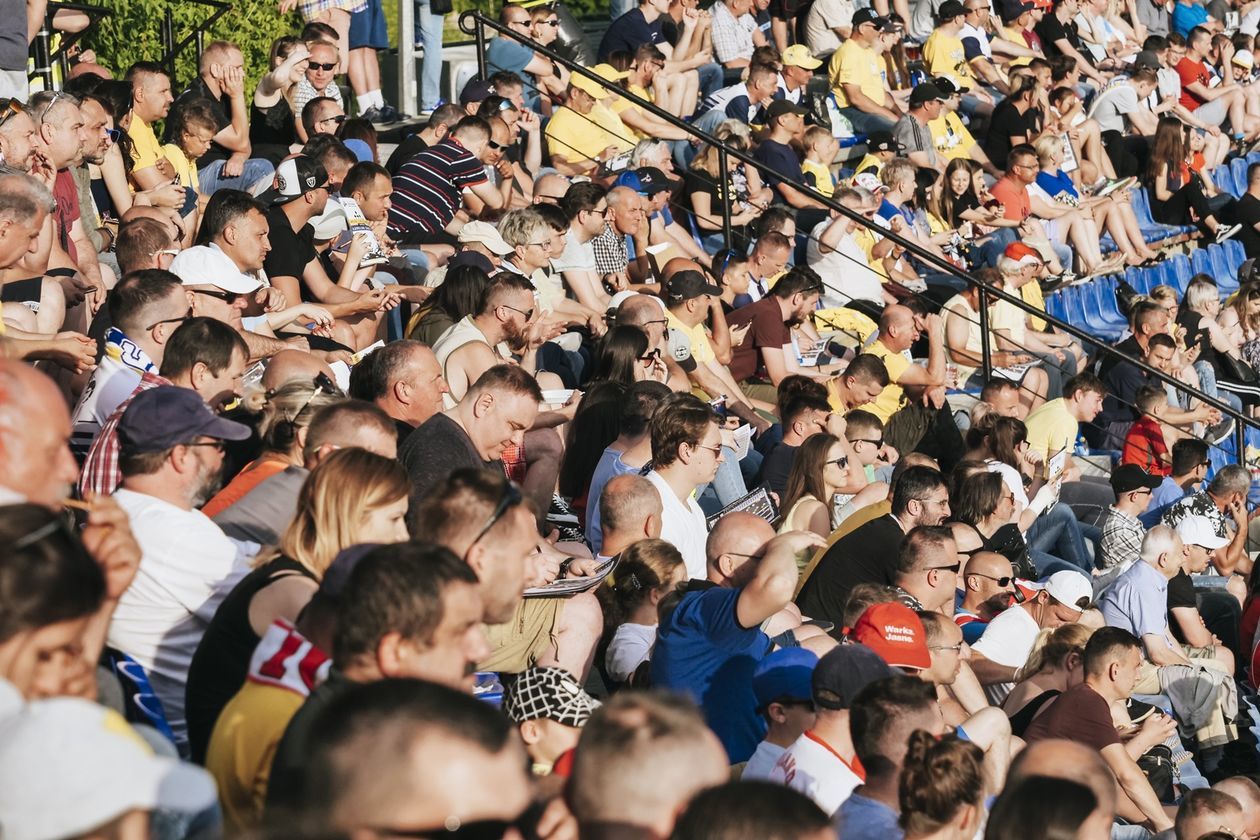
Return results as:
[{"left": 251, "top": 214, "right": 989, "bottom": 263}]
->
[{"left": 183, "top": 555, "right": 316, "bottom": 764}]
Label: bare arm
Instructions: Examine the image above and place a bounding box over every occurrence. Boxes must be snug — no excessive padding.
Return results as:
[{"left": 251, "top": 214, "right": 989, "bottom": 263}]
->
[
  {"left": 736, "top": 531, "right": 825, "bottom": 627},
  {"left": 1101, "top": 743, "right": 1174, "bottom": 832}
]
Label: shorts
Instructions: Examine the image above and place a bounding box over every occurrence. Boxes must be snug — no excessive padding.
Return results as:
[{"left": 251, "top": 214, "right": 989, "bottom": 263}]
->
[
  {"left": 479, "top": 597, "right": 565, "bottom": 673},
  {"left": 1194, "top": 96, "right": 1230, "bottom": 129},
  {"left": 348, "top": 0, "right": 389, "bottom": 50},
  {"left": 298, "top": 0, "right": 366, "bottom": 20}
]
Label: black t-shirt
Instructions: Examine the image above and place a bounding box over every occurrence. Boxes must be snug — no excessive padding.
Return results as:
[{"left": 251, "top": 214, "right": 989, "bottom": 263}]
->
[
  {"left": 1035, "top": 13, "right": 1094, "bottom": 63},
  {"left": 950, "top": 190, "right": 981, "bottom": 228},
  {"left": 760, "top": 442, "right": 798, "bottom": 496},
  {"left": 263, "top": 205, "right": 317, "bottom": 298},
  {"left": 1238, "top": 194, "right": 1260, "bottom": 260},
  {"left": 984, "top": 101, "right": 1032, "bottom": 170},
  {"left": 795, "top": 514, "right": 905, "bottom": 624},
  {"left": 1099, "top": 356, "right": 1146, "bottom": 426},
  {"left": 752, "top": 138, "right": 804, "bottom": 191},
  {"left": 1166, "top": 569, "right": 1196, "bottom": 644},
  {"left": 169, "top": 77, "right": 232, "bottom": 168},
  {"left": 386, "top": 133, "right": 429, "bottom": 176},
  {"left": 399, "top": 412, "right": 502, "bottom": 505},
  {"left": 249, "top": 100, "right": 297, "bottom": 165},
  {"left": 1177, "top": 308, "right": 1212, "bottom": 363}
]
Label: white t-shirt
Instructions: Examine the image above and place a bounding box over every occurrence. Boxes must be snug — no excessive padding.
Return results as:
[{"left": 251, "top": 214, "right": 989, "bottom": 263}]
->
[
  {"left": 107, "top": 489, "right": 251, "bottom": 751},
  {"left": 552, "top": 227, "right": 598, "bottom": 274},
  {"left": 807, "top": 218, "right": 886, "bottom": 307},
  {"left": 646, "top": 470, "right": 709, "bottom": 580},
  {"left": 805, "top": 0, "right": 855, "bottom": 55},
  {"left": 743, "top": 739, "right": 788, "bottom": 780},
  {"left": 768, "top": 732, "right": 862, "bottom": 815},
  {"left": 986, "top": 460, "right": 1030, "bottom": 509},
  {"left": 605, "top": 622, "right": 656, "bottom": 683},
  {"left": 971, "top": 602, "right": 1041, "bottom": 704}
]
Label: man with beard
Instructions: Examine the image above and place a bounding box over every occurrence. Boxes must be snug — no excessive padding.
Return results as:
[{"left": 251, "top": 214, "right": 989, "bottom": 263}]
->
[
  {"left": 106, "top": 384, "right": 253, "bottom": 755},
  {"left": 81, "top": 317, "right": 249, "bottom": 497},
  {"left": 725, "top": 266, "right": 829, "bottom": 404}
]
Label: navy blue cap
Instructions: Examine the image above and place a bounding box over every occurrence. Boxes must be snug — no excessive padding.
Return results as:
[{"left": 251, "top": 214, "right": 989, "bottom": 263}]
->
[
  {"left": 754, "top": 648, "right": 819, "bottom": 709},
  {"left": 117, "top": 386, "right": 252, "bottom": 454}
]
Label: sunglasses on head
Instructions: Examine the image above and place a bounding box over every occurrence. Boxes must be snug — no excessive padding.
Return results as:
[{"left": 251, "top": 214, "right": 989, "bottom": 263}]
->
[
  {"left": 467, "top": 480, "right": 525, "bottom": 555},
  {"left": 308, "top": 61, "right": 337, "bottom": 71}
]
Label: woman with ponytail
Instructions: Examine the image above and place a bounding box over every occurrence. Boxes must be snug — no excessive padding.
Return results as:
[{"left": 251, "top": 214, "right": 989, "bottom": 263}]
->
[
  {"left": 1002, "top": 623, "right": 1093, "bottom": 737},
  {"left": 598, "top": 539, "right": 687, "bottom": 684},
  {"left": 898, "top": 731, "right": 987, "bottom": 840}
]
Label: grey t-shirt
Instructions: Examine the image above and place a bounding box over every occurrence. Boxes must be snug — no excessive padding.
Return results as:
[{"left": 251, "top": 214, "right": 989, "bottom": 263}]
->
[
  {"left": 0, "top": 0, "right": 26, "bottom": 71},
  {"left": 893, "top": 114, "right": 938, "bottom": 167},
  {"left": 212, "top": 466, "right": 308, "bottom": 547},
  {"left": 1089, "top": 80, "right": 1140, "bottom": 134}
]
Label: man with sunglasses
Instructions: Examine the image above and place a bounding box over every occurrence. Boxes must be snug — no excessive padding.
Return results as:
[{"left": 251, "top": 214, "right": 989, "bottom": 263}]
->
[
  {"left": 890, "top": 525, "right": 960, "bottom": 614},
  {"left": 956, "top": 551, "right": 1020, "bottom": 640},
  {"left": 1099, "top": 464, "right": 1163, "bottom": 574},
  {"left": 488, "top": 4, "right": 568, "bottom": 101},
  {"left": 292, "top": 41, "right": 344, "bottom": 131},
  {"left": 300, "top": 96, "right": 347, "bottom": 142},
  {"left": 106, "top": 384, "right": 252, "bottom": 753}
]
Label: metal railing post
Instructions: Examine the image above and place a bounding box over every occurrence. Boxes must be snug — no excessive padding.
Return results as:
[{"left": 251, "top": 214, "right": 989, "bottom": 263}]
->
[
  {"left": 397, "top": 0, "right": 416, "bottom": 113},
  {"left": 978, "top": 282, "right": 991, "bottom": 380},
  {"left": 717, "top": 145, "right": 732, "bottom": 248},
  {"left": 474, "top": 14, "right": 486, "bottom": 80},
  {"left": 1236, "top": 423, "right": 1247, "bottom": 467},
  {"left": 162, "top": 10, "right": 176, "bottom": 86},
  {"left": 31, "top": 23, "right": 52, "bottom": 91}
]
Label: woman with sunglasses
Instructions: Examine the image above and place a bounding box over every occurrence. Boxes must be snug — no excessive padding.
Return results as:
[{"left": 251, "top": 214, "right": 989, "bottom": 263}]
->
[
  {"left": 183, "top": 448, "right": 410, "bottom": 763},
  {"left": 589, "top": 325, "right": 670, "bottom": 385},
  {"left": 250, "top": 36, "right": 313, "bottom": 164},
  {"left": 779, "top": 432, "right": 854, "bottom": 539}
]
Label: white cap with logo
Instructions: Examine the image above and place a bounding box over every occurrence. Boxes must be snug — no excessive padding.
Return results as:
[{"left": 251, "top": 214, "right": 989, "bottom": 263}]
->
[
  {"left": 169, "top": 244, "right": 264, "bottom": 295},
  {"left": 1175, "top": 513, "right": 1230, "bottom": 550}
]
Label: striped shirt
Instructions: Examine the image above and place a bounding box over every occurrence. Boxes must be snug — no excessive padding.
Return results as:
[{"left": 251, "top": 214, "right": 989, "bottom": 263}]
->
[{"left": 387, "top": 137, "right": 487, "bottom": 237}]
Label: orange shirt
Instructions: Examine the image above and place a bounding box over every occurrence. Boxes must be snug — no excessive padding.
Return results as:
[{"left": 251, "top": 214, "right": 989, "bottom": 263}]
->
[{"left": 201, "top": 456, "right": 291, "bottom": 518}]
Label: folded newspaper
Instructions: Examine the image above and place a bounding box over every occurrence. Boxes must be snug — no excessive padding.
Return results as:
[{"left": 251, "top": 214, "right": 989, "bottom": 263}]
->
[
  {"left": 524, "top": 554, "right": 619, "bottom": 597},
  {"left": 705, "top": 486, "right": 779, "bottom": 529}
]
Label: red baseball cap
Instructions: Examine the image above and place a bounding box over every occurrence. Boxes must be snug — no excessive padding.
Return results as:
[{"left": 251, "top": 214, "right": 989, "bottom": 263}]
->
[
  {"left": 1003, "top": 242, "right": 1043, "bottom": 265},
  {"left": 850, "top": 603, "right": 931, "bottom": 670}
]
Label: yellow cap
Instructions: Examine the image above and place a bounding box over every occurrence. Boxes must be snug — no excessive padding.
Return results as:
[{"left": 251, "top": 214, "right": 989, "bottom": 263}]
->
[{"left": 781, "top": 44, "right": 823, "bottom": 69}]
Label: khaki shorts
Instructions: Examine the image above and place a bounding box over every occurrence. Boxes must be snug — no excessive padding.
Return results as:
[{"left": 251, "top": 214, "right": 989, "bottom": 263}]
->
[{"left": 479, "top": 597, "right": 565, "bottom": 674}]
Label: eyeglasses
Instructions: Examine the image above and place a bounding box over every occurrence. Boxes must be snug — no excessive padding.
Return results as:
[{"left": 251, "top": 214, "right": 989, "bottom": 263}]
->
[
  {"left": 850, "top": 437, "right": 884, "bottom": 448},
  {"left": 585, "top": 206, "right": 609, "bottom": 218},
  {"left": 826, "top": 455, "right": 849, "bottom": 468},
  {"left": 524, "top": 239, "right": 553, "bottom": 251},
  {"left": 692, "top": 441, "right": 724, "bottom": 456},
  {"left": 144, "top": 308, "right": 192, "bottom": 331},
  {"left": 194, "top": 288, "right": 242, "bottom": 304},
  {"left": 967, "top": 571, "right": 1014, "bottom": 587},
  {"left": 308, "top": 61, "right": 337, "bottom": 71},
  {"left": 499, "top": 303, "right": 534, "bottom": 321},
  {"left": 318, "top": 114, "right": 347, "bottom": 125},
  {"left": 0, "top": 98, "right": 22, "bottom": 130},
  {"left": 467, "top": 480, "right": 525, "bottom": 553},
  {"left": 641, "top": 317, "right": 668, "bottom": 328},
  {"left": 151, "top": 248, "right": 180, "bottom": 260},
  {"left": 929, "top": 643, "right": 964, "bottom": 652},
  {"left": 368, "top": 801, "right": 544, "bottom": 840}
]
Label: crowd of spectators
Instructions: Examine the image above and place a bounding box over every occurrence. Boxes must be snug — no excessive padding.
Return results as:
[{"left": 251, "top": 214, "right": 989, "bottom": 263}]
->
[{"left": 7, "top": 0, "right": 1260, "bottom": 837}]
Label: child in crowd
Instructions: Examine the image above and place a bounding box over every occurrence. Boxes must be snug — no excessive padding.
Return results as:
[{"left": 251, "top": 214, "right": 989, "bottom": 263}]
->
[
  {"left": 742, "top": 648, "right": 819, "bottom": 781},
  {"left": 501, "top": 666, "right": 601, "bottom": 776},
  {"left": 1121, "top": 385, "right": 1176, "bottom": 475},
  {"left": 844, "top": 408, "right": 897, "bottom": 484},
  {"left": 598, "top": 539, "right": 687, "bottom": 685},
  {"left": 162, "top": 97, "right": 217, "bottom": 220},
  {"left": 801, "top": 126, "right": 840, "bottom": 200}
]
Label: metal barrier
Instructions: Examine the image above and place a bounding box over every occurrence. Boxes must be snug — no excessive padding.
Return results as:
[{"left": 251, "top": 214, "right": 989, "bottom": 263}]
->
[
  {"left": 461, "top": 7, "right": 1260, "bottom": 459},
  {"left": 159, "top": 0, "right": 230, "bottom": 90},
  {"left": 31, "top": 1, "right": 111, "bottom": 91}
]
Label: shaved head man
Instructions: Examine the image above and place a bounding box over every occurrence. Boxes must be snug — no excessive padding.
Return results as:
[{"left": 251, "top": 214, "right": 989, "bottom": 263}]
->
[
  {"left": 1213, "top": 777, "right": 1260, "bottom": 840},
  {"left": 598, "top": 473, "right": 665, "bottom": 559},
  {"left": 1007, "top": 739, "right": 1114, "bottom": 840},
  {"left": 959, "top": 551, "right": 1018, "bottom": 621},
  {"left": 261, "top": 349, "right": 337, "bottom": 393},
  {"left": 533, "top": 172, "right": 571, "bottom": 205},
  {"left": 1176, "top": 789, "right": 1247, "bottom": 840}
]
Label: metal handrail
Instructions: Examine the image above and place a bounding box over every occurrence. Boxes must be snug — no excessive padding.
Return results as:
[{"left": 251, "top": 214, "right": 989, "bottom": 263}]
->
[
  {"left": 31, "top": 1, "right": 112, "bottom": 91},
  {"left": 461, "top": 9, "right": 1260, "bottom": 457},
  {"left": 159, "top": 0, "right": 231, "bottom": 91}
]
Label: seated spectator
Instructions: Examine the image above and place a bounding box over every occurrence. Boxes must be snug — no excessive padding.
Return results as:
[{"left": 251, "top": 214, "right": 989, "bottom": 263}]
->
[
  {"left": 760, "top": 390, "right": 838, "bottom": 495},
  {"left": 752, "top": 100, "right": 831, "bottom": 229},
  {"left": 501, "top": 665, "right": 601, "bottom": 777},
  {"left": 388, "top": 116, "right": 506, "bottom": 238},
  {"left": 780, "top": 432, "right": 884, "bottom": 536},
  {"left": 1146, "top": 115, "right": 1240, "bottom": 242},
  {"left": 726, "top": 266, "right": 827, "bottom": 403},
  {"left": 543, "top": 67, "right": 637, "bottom": 177},
  {"left": 828, "top": 9, "right": 902, "bottom": 134},
  {"left": 955, "top": 551, "right": 1020, "bottom": 636},
  {"left": 1001, "top": 622, "right": 1092, "bottom": 737},
  {"left": 891, "top": 525, "right": 961, "bottom": 612},
  {"left": 1024, "top": 372, "right": 1107, "bottom": 479},
  {"left": 347, "top": 339, "right": 450, "bottom": 439},
  {"left": 695, "top": 63, "right": 780, "bottom": 128},
  {"left": 1121, "top": 385, "right": 1179, "bottom": 475},
  {"left": 291, "top": 41, "right": 342, "bottom": 140},
  {"left": 598, "top": 537, "right": 685, "bottom": 684},
  {"left": 1160, "top": 463, "right": 1251, "bottom": 578},
  {"left": 1099, "top": 463, "right": 1162, "bottom": 573},
  {"left": 711, "top": 0, "right": 766, "bottom": 73},
  {"left": 897, "top": 731, "right": 987, "bottom": 840},
  {"left": 743, "top": 647, "right": 819, "bottom": 780},
  {"left": 1141, "top": 437, "right": 1210, "bottom": 526}
]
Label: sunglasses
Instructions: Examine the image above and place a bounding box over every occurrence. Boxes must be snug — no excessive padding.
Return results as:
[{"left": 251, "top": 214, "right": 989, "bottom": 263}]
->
[
  {"left": 967, "top": 571, "right": 1014, "bottom": 587},
  {"left": 487, "top": 139, "right": 507, "bottom": 151},
  {"left": 826, "top": 455, "right": 849, "bottom": 468},
  {"left": 540, "top": 17, "right": 560, "bottom": 25},
  {"left": 926, "top": 562, "right": 962, "bottom": 574},
  {"left": 194, "top": 288, "right": 242, "bottom": 305},
  {"left": 288, "top": 372, "right": 340, "bottom": 424},
  {"left": 36, "top": 90, "right": 69, "bottom": 124},
  {"left": 0, "top": 98, "right": 23, "bottom": 130},
  {"left": 308, "top": 61, "right": 337, "bottom": 71},
  {"left": 851, "top": 437, "right": 884, "bottom": 448},
  {"left": 319, "top": 114, "right": 347, "bottom": 125},
  {"left": 467, "top": 480, "right": 525, "bottom": 553},
  {"left": 499, "top": 302, "right": 534, "bottom": 321},
  {"left": 105, "top": 127, "right": 121, "bottom": 143},
  {"left": 368, "top": 801, "right": 545, "bottom": 840},
  {"left": 144, "top": 308, "right": 192, "bottom": 331},
  {"left": 638, "top": 348, "right": 662, "bottom": 364}
]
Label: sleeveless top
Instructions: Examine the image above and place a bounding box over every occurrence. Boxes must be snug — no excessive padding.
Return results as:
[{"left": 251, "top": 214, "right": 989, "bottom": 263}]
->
[
  {"left": 1008, "top": 688, "right": 1061, "bottom": 738},
  {"left": 779, "top": 494, "right": 825, "bottom": 534},
  {"left": 183, "top": 555, "right": 316, "bottom": 763}
]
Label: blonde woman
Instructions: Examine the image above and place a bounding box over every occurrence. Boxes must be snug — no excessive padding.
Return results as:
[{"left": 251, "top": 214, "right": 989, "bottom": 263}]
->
[
  {"left": 1002, "top": 623, "right": 1093, "bottom": 737},
  {"left": 685, "top": 132, "right": 768, "bottom": 236},
  {"left": 202, "top": 378, "right": 343, "bottom": 518},
  {"left": 183, "top": 447, "right": 410, "bottom": 762}
]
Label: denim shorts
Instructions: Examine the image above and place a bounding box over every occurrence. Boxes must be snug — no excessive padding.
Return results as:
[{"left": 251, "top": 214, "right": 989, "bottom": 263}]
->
[{"left": 348, "top": 0, "right": 388, "bottom": 49}]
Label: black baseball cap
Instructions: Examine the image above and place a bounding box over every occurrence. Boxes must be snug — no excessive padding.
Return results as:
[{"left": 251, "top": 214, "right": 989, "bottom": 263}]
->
[
  {"left": 812, "top": 643, "right": 895, "bottom": 710},
  {"left": 117, "top": 386, "right": 251, "bottom": 455},
  {"left": 866, "top": 131, "right": 904, "bottom": 154},
  {"left": 909, "top": 81, "right": 948, "bottom": 107},
  {"left": 933, "top": 76, "right": 970, "bottom": 95},
  {"left": 259, "top": 155, "right": 330, "bottom": 206},
  {"left": 765, "top": 98, "right": 809, "bottom": 124},
  {"left": 1109, "top": 464, "right": 1163, "bottom": 495},
  {"left": 1132, "top": 50, "right": 1163, "bottom": 71},
  {"left": 852, "top": 7, "right": 895, "bottom": 30},
  {"left": 937, "top": 0, "right": 967, "bottom": 19},
  {"left": 1002, "top": 0, "right": 1035, "bottom": 20},
  {"left": 459, "top": 77, "right": 495, "bottom": 106},
  {"left": 667, "top": 269, "right": 723, "bottom": 302}
]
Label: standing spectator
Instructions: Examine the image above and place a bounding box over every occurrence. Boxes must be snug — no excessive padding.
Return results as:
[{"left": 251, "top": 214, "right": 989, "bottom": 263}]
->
[
  {"left": 124, "top": 62, "right": 176, "bottom": 193},
  {"left": 292, "top": 40, "right": 344, "bottom": 121},
  {"left": 711, "top": 0, "right": 766, "bottom": 76}
]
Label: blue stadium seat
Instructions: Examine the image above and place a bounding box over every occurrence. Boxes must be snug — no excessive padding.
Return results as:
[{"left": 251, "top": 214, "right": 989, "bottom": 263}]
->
[
  {"left": 1223, "top": 239, "right": 1246, "bottom": 281},
  {"left": 1099, "top": 233, "right": 1117, "bottom": 254},
  {"left": 1045, "top": 289, "right": 1067, "bottom": 323},
  {"left": 1085, "top": 277, "right": 1127, "bottom": 338},
  {"left": 1191, "top": 247, "right": 1213, "bottom": 278},
  {"left": 1233, "top": 158, "right": 1252, "bottom": 200},
  {"left": 1130, "top": 188, "right": 1182, "bottom": 244},
  {"left": 1165, "top": 253, "right": 1192, "bottom": 291},
  {"left": 1216, "top": 165, "right": 1240, "bottom": 198},
  {"left": 1210, "top": 245, "right": 1237, "bottom": 293}
]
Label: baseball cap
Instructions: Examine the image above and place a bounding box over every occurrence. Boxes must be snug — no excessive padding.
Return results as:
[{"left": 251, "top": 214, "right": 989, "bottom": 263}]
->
[
  {"left": 459, "top": 77, "right": 495, "bottom": 106},
  {"left": 570, "top": 63, "right": 628, "bottom": 99},
  {"left": 259, "top": 155, "right": 330, "bottom": 206},
  {"left": 909, "top": 81, "right": 948, "bottom": 108},
  {"left": 753, "top": 648, "right": 819, "bottom": 710},
  {"left": 850, "top": 603, "right": 931, "bottom": 670},
  {"left": 866, "top": 131, "right": 904, "bottom": 154},
  {"left": 501, "top": 667, "right": 601, "bottom": 727},
  {"left": 1234, "top": 49, "right": 1255, "bottom": 69},
  {"left": 117, "top": 386, "right": 252, "bottom": 455},
  {"left": 459, "top": 220, "right": 514, "bottom": 255},
  {"left": 168, "top": 244, "right": 264, "bottom": 295},
  {"left": 318, "top": 543, "right": 381, "bottom": 599},
  {"left": 0, "top": 697, "right": 217, "bottom": 840},
  {"left": 1002, "top": 0, "right": 1035, "bottom": 20},
  {"left": 1004, "top": 241, "right": 1044, "bottom": 266},
  {"left": 616, "top": 166, "right": 675, "bottom": 196},
  {"left": 937, "top": 0, "right": 967, "bottom": 19},
  {"left": 852, "top": 7, "right": 895, "bottom": 29},
  {"left": 310, "top": 202, "right": 348, "bottom": 241},
  {"left": 1109, "top": 464, "right": 1163, "bottom": 495},
  {"left": 667, "top": 269, "right": 723, "bottom": 302},
  {"left": 781, "top": 44, "right": 823, "bottom": 69},
  {"left": 1176, "top": 514, "right": 1230, "bottom": 550},
  {"left": 1132, "top": 49, "right": 1162, "bottom": 71},
  {"left": 812, "top": 643, "right": 896, "bottom": 710},
  {"left": 765, "top": 98, "right": 809, "bottom": 124},
  {"left": 448, "top": 250, "right": 496, "bottom": 274},
  {"left": 933, "top": 76, "right": 969, "bottom": 95},
  {"left": 1043, "top": 570, "right": 1093, "bottom": 612}
]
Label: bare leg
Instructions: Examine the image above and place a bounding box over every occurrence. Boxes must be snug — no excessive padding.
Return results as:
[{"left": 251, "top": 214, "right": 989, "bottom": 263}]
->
[
  {"left": 536, "top": 590, "right": 603, "bottom": 680},
  {"left": 680, "top": 69, "right": 700, "bottom": 119},
  {"left": 522, "top": 426, "right": 563, "bottom": 515},
  {"left": 1080, "top": 119, "right": 1116, "bottom": 180},
  {"left": 1020, "top": 366, "right": 1048, "bottom": 413},
  {"left": 35, "top": 276, "right": 65, "bottom": 334}
]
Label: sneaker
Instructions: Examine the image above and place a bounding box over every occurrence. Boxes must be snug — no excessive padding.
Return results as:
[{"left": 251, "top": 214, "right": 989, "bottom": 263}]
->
[
  {"left": 378, "top": 104, "right": 409, "bottom": 123},
  {"left": 1216, "top": 223, "right": 1242, "bottom": 243},
  {"left": 1207, "top": 415, "right": 1236, "bottom": 445},
  {"left": 547, "top": 494, "right": 585, "bottom": 544},
  {"left": 360, "top": 105, "right": 386, "bottom": 123},
  {"left": 1040, "top": 273, "right": 1071, "bottom": 294}
]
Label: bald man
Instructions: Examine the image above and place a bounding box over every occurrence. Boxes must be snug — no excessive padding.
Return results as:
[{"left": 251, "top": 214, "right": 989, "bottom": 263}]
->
[
  {"left": 1175, "top": 789, "right": 1247, "bottom": 840},
  {"left": 1213, "top": 777, "right": 1260, "bottom": 840},
  {"left": 533, "top": 172, "right": 571, "bottom": 205},
  {"left": 261, "top": 349, "right": 337, "bottom": 393},
  {"left": 597, "top": 473, "right": 664, "bottom": 560},
  {"left": 1007, "top": 739, "right": 1115, "bottom": 840},
  {"left": 957, "top": 551, "right": 1019, "bottom": 638}
]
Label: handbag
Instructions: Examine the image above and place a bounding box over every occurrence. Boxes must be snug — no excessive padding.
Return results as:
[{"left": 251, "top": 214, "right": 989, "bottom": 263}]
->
[
  {"left": 1136, "top": 743, "right": 1177, "bottom": 802},
  {"left": 1218, "top": 352, "right": 1260, "bottom": 386},
  {"left": 1115, "top": 279, "right": 1140, "bottom": 317}
]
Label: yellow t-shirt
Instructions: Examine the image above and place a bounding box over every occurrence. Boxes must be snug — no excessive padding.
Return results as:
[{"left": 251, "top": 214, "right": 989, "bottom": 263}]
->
[
  {"left": 204, "top": 681, "right": 305, "bottom": 834},
  {"left": 1024, "top": 397, "right": 1079, "bottom": 460},
  {"left": 928, "top": 111, "right": 975, "bottom": 160},
  {"left": 609, "top": 83, "right": 654, "bottom": 142},
  {"left": 801, "top": 158, "right": 836, "bottom": 198},
  {"left": 161, "top": 143, "right": 200, "bottom": 192},
  {"left": 923, "top": 29, "right": 972, "bottom": 86},
  {"left": 867, "top": 339, "right": 911, "bottom": 423},
  {"left": 1021, "top": 280, "right": 1048, "bottom": 332},
  {"left": 127, "top": 114, "right": 166, "bottom": 174},
  {"left": 829, "top": 39, "right": 886, "bottom": 108},
  {"left": 998, "top": 26, "right": 1034, "bottom": 66},
  {"left": 543, "top": 104, "right": 635, "bottom": 166},
  {"left": 991, "top": 299, "right": 1027, "bottom": 344},
  {"left": 666, "top": 308, "right": 716, "bottom": 364}
]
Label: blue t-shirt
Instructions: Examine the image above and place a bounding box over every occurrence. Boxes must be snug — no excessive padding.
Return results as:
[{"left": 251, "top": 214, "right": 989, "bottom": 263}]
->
[
  {"left": 752, "top": 138, "right": 803, "bottom": 191},
  {"left": 652, "top": 584, "right": 771, "bottom": 762},
  {"left": 1172, "top": 0, "right": 1209, "bottom": 36},
  {"left": 836, "top": 793, "right": 903, "bottom": 840},
  {"left": 585, "top": 447, "right": 641, "bottom": 553},
  {"left": 598, "top": 8, "right": 665, "bottom": 62},
  {"left": 486, "top": 37, "right": 535, "bottom": 78},
  {"left": 1139, "top": 476, "right": 1189, "bottom": 528},
  {"left": 1035, "top": 168, "right": 1079, "bottom": 201}
]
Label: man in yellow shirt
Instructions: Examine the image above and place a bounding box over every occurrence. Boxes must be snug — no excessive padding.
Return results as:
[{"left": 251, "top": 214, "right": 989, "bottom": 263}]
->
[
  {"left": 828, "top": 8, "right": 901, "bottom": 133},
  {"left": 924, "top": 2, "right": 996, "bottom": 119},
  {"left": 125, "top": 62, "right": 176, "bottom": 192},
  {"left": 927, "top": 77, "right": 1002, "bottom": 176},
  {"left": 543, "top": 64, "right": 636, "bottom": 177},
  {"left": 1024, "top": 373, "right": 1106, "bottom": 481}
]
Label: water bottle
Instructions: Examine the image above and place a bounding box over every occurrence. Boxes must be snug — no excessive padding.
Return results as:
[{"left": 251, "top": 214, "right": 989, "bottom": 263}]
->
[{"left": 1074, "top": 434, "right": 1089, "bottom": 458}]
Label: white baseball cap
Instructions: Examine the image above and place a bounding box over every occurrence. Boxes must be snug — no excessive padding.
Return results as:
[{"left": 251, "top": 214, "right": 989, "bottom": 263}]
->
[
  {"left": 310, "top": 202, "right": 349, "bottom": 241},
  {"left": 1176, "top": 514, "right": 1229, "bottom": 550},
  {"left": 0, "top": 698, "right": 217, "bottom": 840},
  {"left": 1043, "top": 570, "right": 1092, "bottom": 613},
  {"left": 458, "top": 220, "right": 514, "bottom": 256},
  {"left": 169, "top": 244, "right": 264, "bottom": 295}
]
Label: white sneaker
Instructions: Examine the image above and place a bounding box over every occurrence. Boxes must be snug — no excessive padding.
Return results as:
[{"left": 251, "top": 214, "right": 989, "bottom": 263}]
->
[{"left": 1216, "top": 223, "right": 1242, "bottom": 243}]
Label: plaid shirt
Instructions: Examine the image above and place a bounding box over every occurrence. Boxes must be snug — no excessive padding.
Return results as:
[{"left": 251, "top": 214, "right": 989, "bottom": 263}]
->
[
  {"left": 79, "top": 372, "right": 171, "bottom": 499},
  {"left": 711, "top": 0, "right": 757, "bottom": 64},
  {"left": 1099, "top": 505, "right": 1145, "bottom": 571},
  {"left": 592, "top": 224, "right": 628, "bottom": 275}
]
